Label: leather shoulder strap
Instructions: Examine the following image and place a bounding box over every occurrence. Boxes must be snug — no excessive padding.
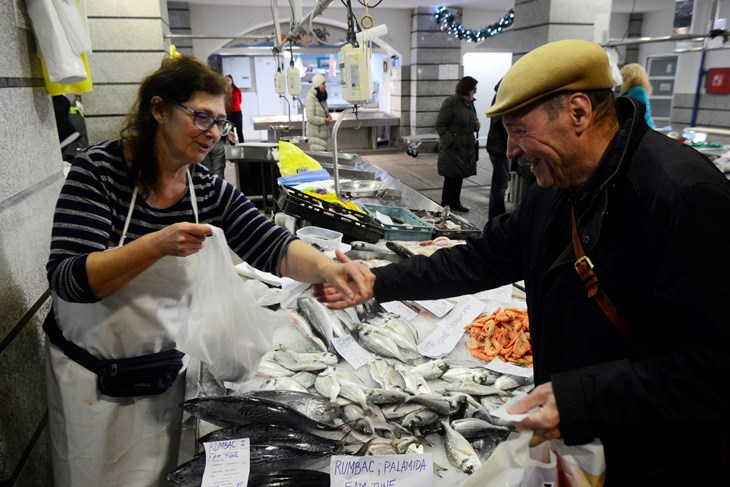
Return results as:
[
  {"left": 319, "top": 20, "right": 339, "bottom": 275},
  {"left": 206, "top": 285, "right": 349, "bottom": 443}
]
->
[{"left": 571, "top": 208, "right": 652, "bottom": 357}]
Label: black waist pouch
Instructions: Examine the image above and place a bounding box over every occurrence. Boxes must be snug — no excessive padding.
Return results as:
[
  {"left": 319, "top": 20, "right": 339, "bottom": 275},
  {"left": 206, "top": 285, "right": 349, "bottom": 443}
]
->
[
  {"left": 96, "top": 349, "right": 184, "bottom": 397},
  {"left": 44, "top": 314, "right": 184, "bottom": 397}
]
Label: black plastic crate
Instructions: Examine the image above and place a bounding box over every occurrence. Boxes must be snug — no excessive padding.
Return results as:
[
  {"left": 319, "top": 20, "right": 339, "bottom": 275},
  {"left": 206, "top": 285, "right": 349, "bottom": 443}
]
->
[
  {"left": 409, "top": 209, "right": 483, "bottom": 239},
  {"left": 276, "top": 184, "right": 384, "bottom": 244}
]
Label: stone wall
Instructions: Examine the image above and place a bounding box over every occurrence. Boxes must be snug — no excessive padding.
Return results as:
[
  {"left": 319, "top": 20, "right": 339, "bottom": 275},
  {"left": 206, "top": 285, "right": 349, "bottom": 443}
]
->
[
  {"left": 0, "top": 0, "right": 62, "bottom": 484},
  {"left": 83, "top": 0, "right": 167, "bottom": 144}
]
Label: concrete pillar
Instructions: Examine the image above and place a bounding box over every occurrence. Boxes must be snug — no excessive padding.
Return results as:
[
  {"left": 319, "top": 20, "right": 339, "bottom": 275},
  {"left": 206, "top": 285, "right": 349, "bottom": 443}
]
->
[
  {"left": 0, "top": 0, "right": 61, "bottom": 484},
  {"left": 480, "top": 0, "right": 612, "bottom": 59},
  {"left": 83, "top": 0, "right": 169, "bottom": 144},
  {"left": 408, "top": 6, "right": 463, "bottom": 136}
]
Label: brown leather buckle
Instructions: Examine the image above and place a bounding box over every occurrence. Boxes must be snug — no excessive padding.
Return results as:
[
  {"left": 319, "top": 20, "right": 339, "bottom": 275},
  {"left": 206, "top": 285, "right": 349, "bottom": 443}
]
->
[{"left": 574, "top": 255, "right": 593, "bottom": 275}]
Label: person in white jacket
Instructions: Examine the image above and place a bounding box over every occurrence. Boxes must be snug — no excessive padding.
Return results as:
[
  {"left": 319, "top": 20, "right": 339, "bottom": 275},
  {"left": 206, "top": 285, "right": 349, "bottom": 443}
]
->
[{"left": 305, "top": 74, "right": 333, "bottom": 151}]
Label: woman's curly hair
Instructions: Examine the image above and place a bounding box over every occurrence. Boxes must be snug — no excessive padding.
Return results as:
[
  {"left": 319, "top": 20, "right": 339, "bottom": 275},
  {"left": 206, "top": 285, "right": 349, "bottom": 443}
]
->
[{"left": 121, "top": 55, "right": 226, "bottom": 195}]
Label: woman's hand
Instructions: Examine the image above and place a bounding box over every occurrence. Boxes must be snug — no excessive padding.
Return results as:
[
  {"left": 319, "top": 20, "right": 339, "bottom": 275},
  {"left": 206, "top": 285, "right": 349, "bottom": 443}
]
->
[
  {"left": 312, "top": 249, "right": 375, "bottom": 308},
  {"left": 281, "top": 242, "right": 374, "bottom": 307},
  {"left": 86, "top": 222, "right": 212, "bottom": 299},
  {"left": 150, "top": 222, "right": 212, "bottom": 257},
  {"left": 509, "top": 382, "right": 562, "bottom": 446}
]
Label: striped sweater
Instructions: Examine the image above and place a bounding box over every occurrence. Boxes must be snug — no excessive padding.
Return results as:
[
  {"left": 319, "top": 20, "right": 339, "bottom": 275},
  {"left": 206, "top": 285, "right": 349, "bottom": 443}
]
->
[{"left": 47, "top": 139, "right": 295, "bottom": 303}]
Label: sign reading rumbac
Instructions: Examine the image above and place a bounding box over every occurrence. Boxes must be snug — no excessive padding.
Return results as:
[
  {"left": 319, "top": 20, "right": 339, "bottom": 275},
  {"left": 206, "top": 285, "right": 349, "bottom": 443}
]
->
[{"left": 330, "top": 453, "right": 434, "bottom": 487}]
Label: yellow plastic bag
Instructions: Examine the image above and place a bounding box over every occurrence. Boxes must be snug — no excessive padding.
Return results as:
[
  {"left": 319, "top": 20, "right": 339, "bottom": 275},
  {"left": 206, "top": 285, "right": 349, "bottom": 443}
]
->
[
  {"left": 301, "top": 190, "right": 363, "bottom": 212},
  {"left": 278, "top": 141, "right": 323, "bottom": 176}
]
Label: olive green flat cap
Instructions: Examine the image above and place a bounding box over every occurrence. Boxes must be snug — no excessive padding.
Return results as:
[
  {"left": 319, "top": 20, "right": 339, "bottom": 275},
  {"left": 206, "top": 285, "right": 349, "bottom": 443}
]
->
[{"left": 487, "top": 39, "right": 614, "bottom": 117}]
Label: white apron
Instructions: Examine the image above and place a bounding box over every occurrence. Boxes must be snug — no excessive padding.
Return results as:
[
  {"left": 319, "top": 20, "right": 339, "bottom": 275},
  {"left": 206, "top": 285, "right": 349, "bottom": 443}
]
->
[{"left": 47, "top": 172, "right": 199, "bottom": 487}]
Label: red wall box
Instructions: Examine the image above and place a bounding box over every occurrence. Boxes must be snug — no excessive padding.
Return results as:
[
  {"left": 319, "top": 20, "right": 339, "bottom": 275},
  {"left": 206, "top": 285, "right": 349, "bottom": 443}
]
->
[{"left": 706, "top": 68, "right": 730, "bottom": 94}]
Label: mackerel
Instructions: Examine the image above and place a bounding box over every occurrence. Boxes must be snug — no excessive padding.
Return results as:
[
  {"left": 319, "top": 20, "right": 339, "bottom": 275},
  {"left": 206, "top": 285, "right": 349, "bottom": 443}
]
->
[{"left": 180, "top": 396, "right": 339, "bottom": 430}]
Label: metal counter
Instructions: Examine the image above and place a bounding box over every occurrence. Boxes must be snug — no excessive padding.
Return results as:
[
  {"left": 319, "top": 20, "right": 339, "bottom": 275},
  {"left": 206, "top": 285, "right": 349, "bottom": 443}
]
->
[{"left": 252, "top": 110, "right": 400, "bottom": 151}]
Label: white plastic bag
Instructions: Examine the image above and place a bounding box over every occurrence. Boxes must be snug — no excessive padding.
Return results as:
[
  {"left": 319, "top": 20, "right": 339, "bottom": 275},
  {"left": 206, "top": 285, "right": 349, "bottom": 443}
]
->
[
  {"left": 460, "top": 431, "right": 605, "bottom": 487},
  {"left": 177, "top": 226, "right": 289, "bottom": 383},
  {"left": 26, "top": 0, "right": 87, "bottom": 83}
]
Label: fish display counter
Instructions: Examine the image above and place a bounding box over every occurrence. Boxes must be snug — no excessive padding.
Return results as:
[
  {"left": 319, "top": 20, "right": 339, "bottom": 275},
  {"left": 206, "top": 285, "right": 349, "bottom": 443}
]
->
[
  {"left": 174, "top": 273, "right": 533, "bottom": 487},
  {"left": 170, "top": 151, "right": 529, "bottom": 486}
]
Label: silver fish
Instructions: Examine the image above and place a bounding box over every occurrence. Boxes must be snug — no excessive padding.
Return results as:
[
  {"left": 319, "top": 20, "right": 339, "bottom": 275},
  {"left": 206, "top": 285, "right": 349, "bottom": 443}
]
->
[
  {"left": 358, "top": 324, "right": 412, "bottom": 363},
  {"left": 403, "top": 393, "right": 466, "bottom": 416},
  {"left": 450, "top": 417, "right": 511, "bottom": 440},
  {"left": 495, "top": 373, "right": 534, "bottom": 390},
  {"left": 381, "top": 402, "right": 427, "bottom": 420},
  {"left": 286, "top": 308, "right": 328, "bottom": 352},
  {"left": 314, "top": 368, "right": 341, "bottom": 404},
  {"left": 292, "top": 371, "right": 318, "bottom": 389},
  {"left": 395, "top": 365, "right": 432, "bottom": 395},
  {"left": 242, "top": 390, "right": 343, "bottom": 426},
  {"left": 410, "top": 359, "right": 449, "bottom": 380},
  {"left": 261, "top": 377, "right": 310, "bottom": 393},
  {"left": 402, "top": 408, "right": 441, "bottom": 431},
  {"left": 367, "top": 388, "right": 410, "bottom": 405},
  {"left": 297, "top": 297, "right": 337, "bottom": 353},
  {"left": 441, "top": 420, "right": 482, "bottom": 474}
]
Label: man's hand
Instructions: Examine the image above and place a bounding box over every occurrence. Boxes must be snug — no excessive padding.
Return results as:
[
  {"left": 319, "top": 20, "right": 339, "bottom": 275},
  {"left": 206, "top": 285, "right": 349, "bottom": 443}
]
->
[
  {"left": 509, "top": 382, "right": 562, "bottom": 446},
  {"left": 312, "top": 249, "right": 374, "bottom": 308}
]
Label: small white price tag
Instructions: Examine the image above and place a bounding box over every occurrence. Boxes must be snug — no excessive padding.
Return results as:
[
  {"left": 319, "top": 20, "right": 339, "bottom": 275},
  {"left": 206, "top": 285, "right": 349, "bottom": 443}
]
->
[
  {"left": 417, "top": 296, "right": 486, "bottom": 358},
  {"left": 485, "top": 357, "right": 534, "bottom": 378},
  {"left": 333, "top": 335, "right": 370, "bottom": 369},
  {"left": 414, "top": 299, "right": 454, "bottom": 318},
  {"left": 380, "top": 301, "right": 418, "bottom": 320},
  {"left": 473, "top": 284, "right": 512, "bottom": 303},
  {"left": 201, "top": 439, "right": 250, "bottom": 487}
]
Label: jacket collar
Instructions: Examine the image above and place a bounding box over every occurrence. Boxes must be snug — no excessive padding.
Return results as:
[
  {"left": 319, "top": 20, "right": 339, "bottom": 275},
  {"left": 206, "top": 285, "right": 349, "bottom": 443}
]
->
[{"left": 548, "top": 96, "right": 649, "bottom": 268}]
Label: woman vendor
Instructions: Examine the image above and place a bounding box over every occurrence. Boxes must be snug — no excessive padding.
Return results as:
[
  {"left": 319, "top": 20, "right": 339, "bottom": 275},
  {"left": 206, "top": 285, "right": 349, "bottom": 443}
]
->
[{"left": 42, "top": 55, "right": 369, "bottom": 486}]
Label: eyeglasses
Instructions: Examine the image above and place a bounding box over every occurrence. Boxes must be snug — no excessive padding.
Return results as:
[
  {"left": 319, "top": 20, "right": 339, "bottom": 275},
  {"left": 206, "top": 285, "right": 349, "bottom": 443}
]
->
[{"left": 168, "top": 101, "right": 233, "bottom": 136}]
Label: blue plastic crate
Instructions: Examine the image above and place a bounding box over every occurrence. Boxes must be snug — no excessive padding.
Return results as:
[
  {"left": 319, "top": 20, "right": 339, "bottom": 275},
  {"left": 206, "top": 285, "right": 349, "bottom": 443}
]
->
[{"left": 362, "top": 204, "right": 434, "bottom": 241}]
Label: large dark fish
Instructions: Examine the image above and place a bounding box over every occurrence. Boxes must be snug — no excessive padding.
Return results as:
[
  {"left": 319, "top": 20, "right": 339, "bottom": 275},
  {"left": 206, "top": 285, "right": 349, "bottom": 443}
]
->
[
  {"left": 248, "top": 469, "right": 330, "bottom": 487},
  {"left": 180, "top": 396, "right": 339, "bottom": 430},
  {"left": 167, "top": 453, "right": 331, "bottom": 487},
  {"left": 240, "top": 390, "right": 342, "bottom": 425},
  {"left": 199, "top": 423, "right": 342, "bottom": 454}
]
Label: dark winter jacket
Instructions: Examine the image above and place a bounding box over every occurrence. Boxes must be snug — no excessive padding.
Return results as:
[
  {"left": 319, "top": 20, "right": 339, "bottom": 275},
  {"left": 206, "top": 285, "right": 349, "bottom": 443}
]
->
[
  {"left": 373, "top": 96, "right": 730, "bottom": 485},
  {"left": 436, "top": 94, "right": 478, "bottom": 178},
  {"left": 486, "top": 91, "right": 507, "bottom": 157}
]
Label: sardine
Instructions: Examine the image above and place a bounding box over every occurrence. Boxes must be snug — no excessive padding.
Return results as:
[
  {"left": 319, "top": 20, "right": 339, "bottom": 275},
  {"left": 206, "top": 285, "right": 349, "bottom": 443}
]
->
[{"left": 441, "top": 420, "right": 482, "bottom": 474}]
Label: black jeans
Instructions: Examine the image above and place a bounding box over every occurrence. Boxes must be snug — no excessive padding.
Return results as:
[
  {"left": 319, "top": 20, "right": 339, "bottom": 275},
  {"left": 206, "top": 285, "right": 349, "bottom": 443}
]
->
[
  {"left": 441, "top": 176, "right": 464, "bottom": 208},
  {"left": 488, "top": 154, "right": 511, "bottom": 219}
]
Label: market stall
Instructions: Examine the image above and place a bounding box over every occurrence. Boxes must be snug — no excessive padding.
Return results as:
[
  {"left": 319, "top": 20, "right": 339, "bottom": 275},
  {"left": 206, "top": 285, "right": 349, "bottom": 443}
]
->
[{"left": 170, "top": 148, "right": 533, "bottom": 486}]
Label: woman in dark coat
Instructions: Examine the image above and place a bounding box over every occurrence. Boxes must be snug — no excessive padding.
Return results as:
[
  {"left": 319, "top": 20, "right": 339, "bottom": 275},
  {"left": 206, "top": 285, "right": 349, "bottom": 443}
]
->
[{"left": 436, "top": 76, "right": 480, "bottom": 212}]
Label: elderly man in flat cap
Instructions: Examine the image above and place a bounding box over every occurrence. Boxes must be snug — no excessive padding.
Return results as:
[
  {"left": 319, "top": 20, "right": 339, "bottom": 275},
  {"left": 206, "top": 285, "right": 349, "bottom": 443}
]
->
[{"left": 315, "top": 39, "right": 730, "bottom": 484}]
